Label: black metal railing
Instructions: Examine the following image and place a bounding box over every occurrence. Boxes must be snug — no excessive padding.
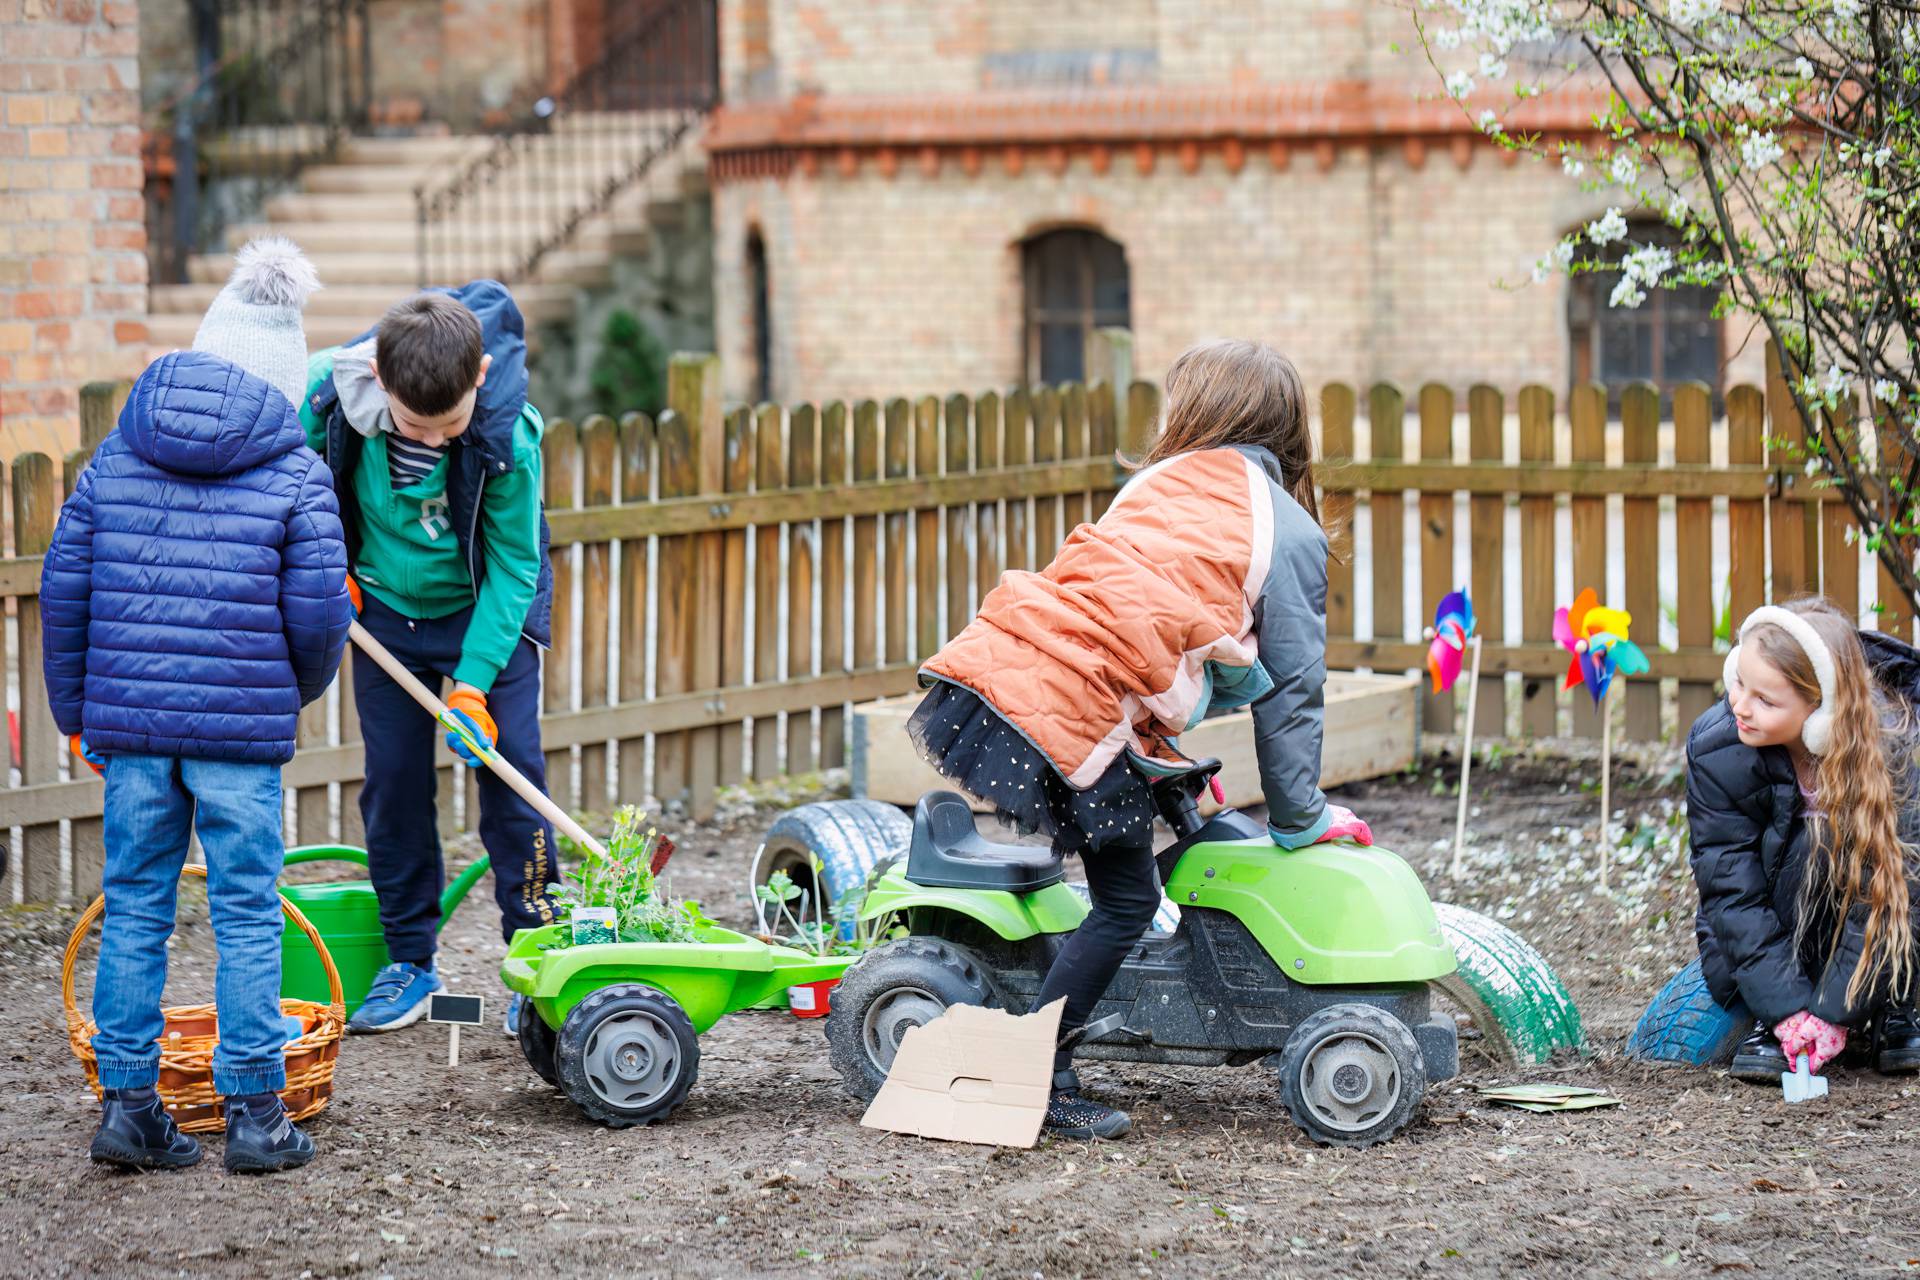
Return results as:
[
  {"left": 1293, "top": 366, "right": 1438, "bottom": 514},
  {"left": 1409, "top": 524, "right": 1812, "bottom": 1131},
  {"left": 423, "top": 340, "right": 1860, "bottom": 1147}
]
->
[
  {"left": 413, "top": 0, "right": 717, "bottom": 288},
  {"left": 144, "top": 0, "right": 371, "bottom": 285}
]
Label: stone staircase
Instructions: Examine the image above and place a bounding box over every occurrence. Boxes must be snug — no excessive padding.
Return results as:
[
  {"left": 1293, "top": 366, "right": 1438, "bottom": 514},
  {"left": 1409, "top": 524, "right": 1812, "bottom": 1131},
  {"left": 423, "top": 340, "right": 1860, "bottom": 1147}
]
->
[{"left": 146, "top": 118, "right": 708, "bottom": 358}]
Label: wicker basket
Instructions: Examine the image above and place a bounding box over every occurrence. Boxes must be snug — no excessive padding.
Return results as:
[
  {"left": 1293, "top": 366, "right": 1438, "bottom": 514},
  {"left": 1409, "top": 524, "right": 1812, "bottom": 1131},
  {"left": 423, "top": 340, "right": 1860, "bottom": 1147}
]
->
[{"left": 62, "top": 863, "right": 346, "bottom": 1134}]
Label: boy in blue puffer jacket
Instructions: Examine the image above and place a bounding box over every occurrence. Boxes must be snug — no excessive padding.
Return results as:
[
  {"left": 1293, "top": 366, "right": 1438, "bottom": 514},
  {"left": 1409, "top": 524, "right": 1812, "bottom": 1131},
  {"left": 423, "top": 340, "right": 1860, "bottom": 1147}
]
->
[{"left": 39, "top": 238, "right": 352, "bottom": 1174}]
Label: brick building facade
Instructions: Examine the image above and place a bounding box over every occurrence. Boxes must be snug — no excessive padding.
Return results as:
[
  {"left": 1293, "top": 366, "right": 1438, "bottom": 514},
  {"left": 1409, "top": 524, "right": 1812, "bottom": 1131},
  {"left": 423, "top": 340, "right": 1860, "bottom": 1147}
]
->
[
  {"left": 1, "top": 0, "right": 148, "bottom": 461},
  {"left": 703, "top": 0, "right": 1765, "bottom": 407}
]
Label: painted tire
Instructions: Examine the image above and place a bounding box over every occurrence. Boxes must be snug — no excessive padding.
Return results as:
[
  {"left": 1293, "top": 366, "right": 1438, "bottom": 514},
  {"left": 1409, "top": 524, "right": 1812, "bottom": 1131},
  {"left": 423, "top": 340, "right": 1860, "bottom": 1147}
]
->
[
  {"left": 1431, "top": 902, "right": 1586, "bottom": 1066},
  {"left": 1625, "top": 958, "right": 1747, "bottom": 1066},
  {"left": 756, "top": 800, "right": 913, "bottom": 940}
]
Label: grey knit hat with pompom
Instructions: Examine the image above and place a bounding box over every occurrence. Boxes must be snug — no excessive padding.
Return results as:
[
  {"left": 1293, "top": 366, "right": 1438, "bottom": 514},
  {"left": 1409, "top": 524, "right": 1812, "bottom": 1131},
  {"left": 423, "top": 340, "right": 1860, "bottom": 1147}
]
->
[{"left": 192, "top": 236, "right": 322, "bottom": 409}]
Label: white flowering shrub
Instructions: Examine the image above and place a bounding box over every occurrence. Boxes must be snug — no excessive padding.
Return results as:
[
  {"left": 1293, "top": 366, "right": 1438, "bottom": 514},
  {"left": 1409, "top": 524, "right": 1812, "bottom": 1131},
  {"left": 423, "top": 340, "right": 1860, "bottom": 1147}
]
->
[{"left": 1407, "top": 0, "right": 1920, "bottom": 608}]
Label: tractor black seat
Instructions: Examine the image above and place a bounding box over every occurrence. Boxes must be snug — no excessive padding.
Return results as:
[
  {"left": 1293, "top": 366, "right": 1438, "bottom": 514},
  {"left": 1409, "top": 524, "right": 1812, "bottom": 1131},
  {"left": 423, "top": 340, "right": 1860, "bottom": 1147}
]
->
[{"left": 905, "top": 792, "right": 1065, "bottom": 893}]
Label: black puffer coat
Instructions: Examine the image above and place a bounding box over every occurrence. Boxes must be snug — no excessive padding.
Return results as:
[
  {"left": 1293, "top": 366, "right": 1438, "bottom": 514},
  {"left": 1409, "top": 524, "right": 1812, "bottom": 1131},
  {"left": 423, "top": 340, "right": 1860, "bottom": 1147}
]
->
[{"left": 1686, "top": 631, "right": 1920, "bottom": 1026}]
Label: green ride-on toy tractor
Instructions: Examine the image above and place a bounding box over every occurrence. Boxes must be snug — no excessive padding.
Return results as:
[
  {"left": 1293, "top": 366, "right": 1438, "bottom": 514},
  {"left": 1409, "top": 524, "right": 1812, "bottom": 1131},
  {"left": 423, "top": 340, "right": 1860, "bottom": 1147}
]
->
[{"left": 825, "top": 755, "right": 1461, "bottom": 1146}]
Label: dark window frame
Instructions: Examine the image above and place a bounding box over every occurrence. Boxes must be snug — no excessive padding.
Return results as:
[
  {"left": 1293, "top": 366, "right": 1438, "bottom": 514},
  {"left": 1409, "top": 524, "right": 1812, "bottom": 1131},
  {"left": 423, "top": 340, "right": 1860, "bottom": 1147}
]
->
[
  {"left": 1021, "top": 227, "right": 1131, "bottom": 385},
  {"left": 1567, "top": 219, "right": 1724, "bottom": 414},
  {"left": 746, "top": 228, "right": 771, "bottom": 404}
]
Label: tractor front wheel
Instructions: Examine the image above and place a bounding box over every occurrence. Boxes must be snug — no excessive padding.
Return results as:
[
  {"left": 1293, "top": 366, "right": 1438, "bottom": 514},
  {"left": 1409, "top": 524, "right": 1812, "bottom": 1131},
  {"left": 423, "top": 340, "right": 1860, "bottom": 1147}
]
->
[{"left": 1272, "top": 1003, "right": 1426, "bottom": 1148}]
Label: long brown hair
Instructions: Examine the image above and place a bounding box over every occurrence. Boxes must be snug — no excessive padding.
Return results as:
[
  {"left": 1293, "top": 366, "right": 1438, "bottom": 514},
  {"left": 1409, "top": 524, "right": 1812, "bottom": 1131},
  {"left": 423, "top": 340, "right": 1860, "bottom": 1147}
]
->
[
  {"left": 1134, "top": 339, "right": 1319, "bottom": 524},
  {"left": 1747, "top": 597, "right": 1918, "bottom": 1007}
]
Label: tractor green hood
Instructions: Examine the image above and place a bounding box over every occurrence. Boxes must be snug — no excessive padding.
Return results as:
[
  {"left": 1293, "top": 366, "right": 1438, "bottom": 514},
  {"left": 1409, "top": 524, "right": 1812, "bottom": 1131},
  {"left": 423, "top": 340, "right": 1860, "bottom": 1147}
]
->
[{"left": 1163, "top": 839, "right": 1456, "bottom": 984}]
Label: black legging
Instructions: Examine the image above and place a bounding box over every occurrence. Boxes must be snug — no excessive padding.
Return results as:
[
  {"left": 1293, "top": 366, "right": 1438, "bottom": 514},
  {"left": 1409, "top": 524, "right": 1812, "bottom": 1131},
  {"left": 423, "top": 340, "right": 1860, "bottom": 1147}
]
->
[{"left": 1032, "top": 838, "right": 1163, "bottom": 1072}]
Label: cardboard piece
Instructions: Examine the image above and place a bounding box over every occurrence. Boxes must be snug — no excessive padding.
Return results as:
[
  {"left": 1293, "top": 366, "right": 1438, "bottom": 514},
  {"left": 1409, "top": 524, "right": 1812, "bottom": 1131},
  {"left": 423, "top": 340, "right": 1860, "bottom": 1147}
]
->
[{"left": 861, "top": 999, "right": 1064, "bottom": 1148}]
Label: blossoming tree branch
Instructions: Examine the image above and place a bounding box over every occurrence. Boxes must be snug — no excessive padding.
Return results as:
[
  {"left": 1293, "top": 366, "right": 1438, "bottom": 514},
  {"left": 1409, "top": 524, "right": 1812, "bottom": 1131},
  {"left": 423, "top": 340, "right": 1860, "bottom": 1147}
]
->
[{"left": 1409, "top": 0, "right": 1920, "bottom": 609}]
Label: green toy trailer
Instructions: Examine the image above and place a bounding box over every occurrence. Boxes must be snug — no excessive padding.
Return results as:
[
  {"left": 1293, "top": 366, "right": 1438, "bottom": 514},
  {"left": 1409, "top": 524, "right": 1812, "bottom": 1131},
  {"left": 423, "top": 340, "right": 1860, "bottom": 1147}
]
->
[{"left": 502, "top": 924, "right": 852, "bottom": 1127}]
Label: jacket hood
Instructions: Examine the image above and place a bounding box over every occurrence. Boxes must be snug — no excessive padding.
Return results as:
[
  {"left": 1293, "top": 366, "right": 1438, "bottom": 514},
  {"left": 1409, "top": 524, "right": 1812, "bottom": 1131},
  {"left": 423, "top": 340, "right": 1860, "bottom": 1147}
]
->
[
  {"left": 119, "top": 351, "right": 307, "bottom": 478},
  {"left": 329, "top": 338, "right": 393, "bottom": 440}
]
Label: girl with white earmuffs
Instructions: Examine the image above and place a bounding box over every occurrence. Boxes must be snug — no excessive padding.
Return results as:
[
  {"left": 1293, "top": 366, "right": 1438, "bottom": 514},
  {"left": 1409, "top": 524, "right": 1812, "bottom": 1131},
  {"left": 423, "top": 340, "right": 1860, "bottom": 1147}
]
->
[{"left": 1686, "top": 596, "right": 1920, "bottom": 1082}]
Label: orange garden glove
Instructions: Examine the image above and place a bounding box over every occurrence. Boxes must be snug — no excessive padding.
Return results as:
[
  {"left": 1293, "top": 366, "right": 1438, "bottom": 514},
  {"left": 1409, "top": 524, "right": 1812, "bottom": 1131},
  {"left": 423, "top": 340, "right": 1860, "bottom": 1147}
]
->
[
  {"left": 443, "top": 686, "right": 497, "bottom": 767},
  {"left": 345, "top": 574, "right": 362, "bottom": 617},
  {"left": 1774, "top": 1010, "right": 1848, "bottom": 1073},
  {"left": 69, "top": 733, "right": 105, "bottom": 777}
]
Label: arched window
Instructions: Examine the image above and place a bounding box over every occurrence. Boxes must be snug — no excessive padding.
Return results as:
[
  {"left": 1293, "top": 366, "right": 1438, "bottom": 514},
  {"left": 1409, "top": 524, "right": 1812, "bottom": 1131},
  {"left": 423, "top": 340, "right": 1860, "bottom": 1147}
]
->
[
  {"left": 1568, "top": 220, "right": 1721, "bottom": 407},
  {"left": 746, "top": 229, "right": 771, "bottom": 404},
  {"left": 1022, "top": 228, "right": 1130, "bottom": 385}
]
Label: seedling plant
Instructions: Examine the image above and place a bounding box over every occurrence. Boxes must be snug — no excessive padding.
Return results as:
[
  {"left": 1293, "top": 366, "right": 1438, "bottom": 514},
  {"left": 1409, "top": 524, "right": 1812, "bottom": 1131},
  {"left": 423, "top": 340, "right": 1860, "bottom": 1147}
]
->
[{"left": 551, "top": 805, "right": 704, "bottom": 946}]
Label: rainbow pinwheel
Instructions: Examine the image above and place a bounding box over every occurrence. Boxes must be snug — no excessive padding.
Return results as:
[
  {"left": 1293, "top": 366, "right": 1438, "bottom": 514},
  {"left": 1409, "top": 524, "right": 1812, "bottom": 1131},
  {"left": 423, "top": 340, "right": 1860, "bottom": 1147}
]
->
[
  {"left": 1425, "top": 588, "right": 1476, "bottom": 693},
  {"left": 1554, "top": 587, "right": 1650, "bottom": 705}
]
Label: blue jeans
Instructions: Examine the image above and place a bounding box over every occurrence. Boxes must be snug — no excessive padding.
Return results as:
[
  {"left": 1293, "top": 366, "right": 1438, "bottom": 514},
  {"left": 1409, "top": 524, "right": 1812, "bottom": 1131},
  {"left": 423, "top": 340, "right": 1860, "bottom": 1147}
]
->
[{"left": 92, "top": 755, "right": 289, "bottom": 1096}]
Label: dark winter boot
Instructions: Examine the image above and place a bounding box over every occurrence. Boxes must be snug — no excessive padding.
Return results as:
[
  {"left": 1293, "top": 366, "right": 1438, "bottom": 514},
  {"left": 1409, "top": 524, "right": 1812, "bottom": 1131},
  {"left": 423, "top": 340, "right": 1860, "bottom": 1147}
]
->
[
  {"left": 222, "top": 1092, "right": 314, "bottom": 1174},
  {"left": 89, "top": 1086, "right": 202, "bottom": 1170},
  {"left": 1044, "top": 1069, "right": 1132, "bottom": 1140},
  {"left": 1873, "top": 1005, "right": 1920, "bottom": 1074},
  {"left": 1729, "top": 1020, "right": 1789, "bottom": 1083}
]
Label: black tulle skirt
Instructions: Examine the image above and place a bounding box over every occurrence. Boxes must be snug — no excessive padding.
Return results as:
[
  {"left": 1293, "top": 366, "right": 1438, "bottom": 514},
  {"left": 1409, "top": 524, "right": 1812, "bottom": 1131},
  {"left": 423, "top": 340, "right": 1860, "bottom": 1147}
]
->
[{"left": 905, "top": 679, "right": 1157, "bottom": 856}]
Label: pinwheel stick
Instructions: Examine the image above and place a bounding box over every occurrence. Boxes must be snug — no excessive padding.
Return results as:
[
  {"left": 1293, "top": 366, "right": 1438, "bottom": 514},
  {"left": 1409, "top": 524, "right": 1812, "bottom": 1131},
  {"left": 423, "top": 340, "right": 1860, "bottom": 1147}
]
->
[
  {"left": 1449, "top": 633, "right": 1483, "bottom": 880},
  {"left": 1600, "top": 689, "right": 1613, "bottom": 892}
]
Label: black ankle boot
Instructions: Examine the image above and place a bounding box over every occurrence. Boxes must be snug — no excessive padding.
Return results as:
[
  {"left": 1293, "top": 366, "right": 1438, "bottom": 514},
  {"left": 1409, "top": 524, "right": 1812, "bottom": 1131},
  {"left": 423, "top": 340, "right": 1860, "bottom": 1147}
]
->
[
  {"left": 1044, "top": 1069, "right": 1132, "bottom": 1140},
  {"left": 1874, "top": 1006, "right": 1920, "bottom": 1074},
  {"left": 222, "top": 1092, "right": 314, "bottom": 1174},
  {"left": 90, "top": 1086, "right": 202, "bottom": 1170},
  {"left": 1730, "top": 1020, "right": 1789, "bottom": 1083}
]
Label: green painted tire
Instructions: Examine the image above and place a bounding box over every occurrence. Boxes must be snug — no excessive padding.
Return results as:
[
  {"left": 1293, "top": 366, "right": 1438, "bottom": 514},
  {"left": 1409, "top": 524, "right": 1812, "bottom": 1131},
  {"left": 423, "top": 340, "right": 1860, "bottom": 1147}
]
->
[{"left": 1431, "top": 902, "right": 1586, "bottom": 1066}]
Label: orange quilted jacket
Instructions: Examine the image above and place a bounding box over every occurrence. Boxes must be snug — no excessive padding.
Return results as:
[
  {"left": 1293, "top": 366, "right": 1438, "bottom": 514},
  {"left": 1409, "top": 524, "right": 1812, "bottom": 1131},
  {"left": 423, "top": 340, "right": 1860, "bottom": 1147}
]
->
[{"left": 922, "top": 444, "right": 1332, "bottom": 846}]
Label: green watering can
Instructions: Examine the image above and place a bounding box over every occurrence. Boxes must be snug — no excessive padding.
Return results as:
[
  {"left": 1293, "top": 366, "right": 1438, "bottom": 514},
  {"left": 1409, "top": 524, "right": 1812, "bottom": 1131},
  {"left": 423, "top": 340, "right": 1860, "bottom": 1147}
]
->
[{"left": 278, "top": 846, "right": 491, "bottom": 1016}]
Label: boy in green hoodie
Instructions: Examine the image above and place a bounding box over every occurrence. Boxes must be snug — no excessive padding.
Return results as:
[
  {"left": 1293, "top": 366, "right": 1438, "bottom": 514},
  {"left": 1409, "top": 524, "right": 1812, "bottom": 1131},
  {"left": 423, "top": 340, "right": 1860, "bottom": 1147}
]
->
[{"left": 300, "top": 284, "right": 560, "bottom": 1035}]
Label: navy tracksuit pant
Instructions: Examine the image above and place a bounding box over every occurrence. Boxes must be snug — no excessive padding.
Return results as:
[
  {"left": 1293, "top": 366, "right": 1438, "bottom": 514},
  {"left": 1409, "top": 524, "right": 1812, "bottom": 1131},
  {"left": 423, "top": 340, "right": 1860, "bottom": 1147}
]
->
[{"left": 354, "top": 593, "right": 560, "bottom": 966}]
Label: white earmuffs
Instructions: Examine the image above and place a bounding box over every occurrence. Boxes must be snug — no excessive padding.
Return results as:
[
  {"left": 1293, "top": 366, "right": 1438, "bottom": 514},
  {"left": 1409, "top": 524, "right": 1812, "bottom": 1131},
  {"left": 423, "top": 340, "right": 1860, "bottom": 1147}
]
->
[{"left": 1722, "top": 606, "right": 1837, "bottom": 755}]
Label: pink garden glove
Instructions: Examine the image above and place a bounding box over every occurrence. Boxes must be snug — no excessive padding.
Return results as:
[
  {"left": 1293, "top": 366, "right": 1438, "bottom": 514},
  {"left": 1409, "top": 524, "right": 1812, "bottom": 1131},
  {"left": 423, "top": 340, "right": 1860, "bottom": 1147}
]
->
[
  {"left": 1318, "top": 804, "right": 1374, "bottom": 847},
  {"left": 1774, "top": 1011, "right": 1848, "bottom": 1073}
]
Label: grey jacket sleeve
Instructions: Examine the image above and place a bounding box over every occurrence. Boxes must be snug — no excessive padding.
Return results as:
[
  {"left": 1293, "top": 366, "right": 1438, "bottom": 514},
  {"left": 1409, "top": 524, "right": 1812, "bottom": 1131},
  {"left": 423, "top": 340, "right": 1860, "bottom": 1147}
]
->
[{"left": 1252, "top": 506, "right": 1331, "bottom": 848}]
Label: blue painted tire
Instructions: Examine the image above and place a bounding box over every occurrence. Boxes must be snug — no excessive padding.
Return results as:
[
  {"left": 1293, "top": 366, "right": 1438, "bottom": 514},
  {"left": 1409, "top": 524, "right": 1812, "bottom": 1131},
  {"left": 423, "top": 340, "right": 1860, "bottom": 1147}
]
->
[
  {"left": 1626, "top": 958, "right": 1748, "bottom": 1066},
  {"left": 757, "top": 800, "right": 913, "bottom": 940}
]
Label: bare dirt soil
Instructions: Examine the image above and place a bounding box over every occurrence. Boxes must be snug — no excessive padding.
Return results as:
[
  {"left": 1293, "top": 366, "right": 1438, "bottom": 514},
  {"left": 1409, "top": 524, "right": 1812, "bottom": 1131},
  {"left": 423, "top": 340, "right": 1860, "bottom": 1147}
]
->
[{"left": 4, "top": 747, "right": 1918, "bottom": 1280}]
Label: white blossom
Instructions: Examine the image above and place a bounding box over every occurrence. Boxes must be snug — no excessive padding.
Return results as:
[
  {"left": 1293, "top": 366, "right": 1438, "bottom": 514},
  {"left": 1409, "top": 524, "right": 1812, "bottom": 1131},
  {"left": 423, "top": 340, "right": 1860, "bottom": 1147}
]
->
[
  {"left": 1563, "top": 154, "right": 1586, "bottom": 177},
  {"left": 1609, "top": 278, "right": 1647, "bottom": 308},
  {"left": 1666, "top": 191, "right": 1691, "bottom": 223},
  {"left": 1531, "top": 253, "right": 1556, "bottom": 284},
  {"left": 1553, "top": 239, "right": 1577, "bottom": 268},
  {"left": 1668, "top": 0, "right": 1719, "bottom": 30},
  {"left": 1875, "top": 378, "right": 1901, "bottom": 405},
  {"left": 1434, "top": 26, "right": 1463, "bottom": 50},
  {"left": 1446, "top": 70, "right": 1475, "bottom": 99},
  {"left": 1621, "top": 244, "right": 1674, "bottom": 285},
  {"left": 1705, "top": 71, "right": 1764, "bottom": 113},
  {"left": 1870, "top": 146, "right": 1893, "bottom": 167},
  {"left": 1799, "top": 375, "right": 1823, "bottom": 401},
  {"left": 1824, "top": 363, "right": 1849, "bottom": 397},
  {"left": 1479, "top": 52, "right": 1509, "bottom": 80},
  {"left": 1834, "top": 0, "right": 1862, "bottom": 21},
  {"left": 1478, "top": 108, "right": 1504, "bottom": 135},
  {"left": 1740, "top": 129, "right": 1784, "bottom": 169},
  {"left": 1610, "top": 153, "right": 1639, "bottom": 186},
  {"left": 1793, "top": 56, "right": 1815, "bottom": 79},
  {"left": 1588, "top": 207, "right": 1629, "bottom": 246}
]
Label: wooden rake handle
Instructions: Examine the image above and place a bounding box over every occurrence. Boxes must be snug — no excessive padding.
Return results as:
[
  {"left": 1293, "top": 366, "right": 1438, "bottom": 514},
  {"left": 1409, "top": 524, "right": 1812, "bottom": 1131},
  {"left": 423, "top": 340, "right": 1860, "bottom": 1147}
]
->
[{"left": 348, "top": 620, "right": 607, "bottom": 858}]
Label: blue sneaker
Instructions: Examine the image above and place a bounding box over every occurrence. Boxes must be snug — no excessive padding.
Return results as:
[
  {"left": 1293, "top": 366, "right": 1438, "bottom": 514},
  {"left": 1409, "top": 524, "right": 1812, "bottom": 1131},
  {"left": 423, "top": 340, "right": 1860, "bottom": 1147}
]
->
[
  {"left": 503, "top": 992, "right": 527, "bottom": 1038},
  {"left": 347, "top": 962, "right": 441, "bottom": 1034}
]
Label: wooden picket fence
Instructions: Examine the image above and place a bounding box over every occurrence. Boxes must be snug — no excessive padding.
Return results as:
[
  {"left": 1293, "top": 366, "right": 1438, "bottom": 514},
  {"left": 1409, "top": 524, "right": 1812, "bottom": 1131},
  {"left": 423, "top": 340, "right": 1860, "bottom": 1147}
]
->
[{"left": 3, "top": 340, "right": 1912, "bottom": 907}]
